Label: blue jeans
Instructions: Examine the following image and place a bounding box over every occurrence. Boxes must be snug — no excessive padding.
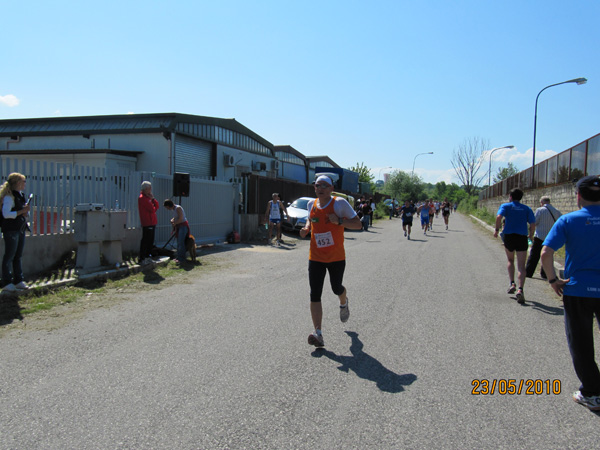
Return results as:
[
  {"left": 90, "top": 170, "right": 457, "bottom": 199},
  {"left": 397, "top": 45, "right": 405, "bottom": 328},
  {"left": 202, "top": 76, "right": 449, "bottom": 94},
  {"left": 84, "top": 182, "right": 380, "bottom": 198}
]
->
[
  {"left": 361, "top": 215, "right": 369, "bottom": 231},
  {"left": 176, "top": 225, "right": 189, "bottom": 261},
  {"left": 2, "top": 230, "right": 25, "bottom": 286}
]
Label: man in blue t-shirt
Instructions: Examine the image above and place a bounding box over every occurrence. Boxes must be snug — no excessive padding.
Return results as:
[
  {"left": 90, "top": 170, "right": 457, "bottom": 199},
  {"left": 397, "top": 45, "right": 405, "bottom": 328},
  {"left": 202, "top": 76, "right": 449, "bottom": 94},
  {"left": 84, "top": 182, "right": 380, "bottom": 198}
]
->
[
  {"left": 493, "top": 188, "right": 535, "bottom": 303},
  {"left": 541, "top": 175, "right": 600, "bottom": 412}
]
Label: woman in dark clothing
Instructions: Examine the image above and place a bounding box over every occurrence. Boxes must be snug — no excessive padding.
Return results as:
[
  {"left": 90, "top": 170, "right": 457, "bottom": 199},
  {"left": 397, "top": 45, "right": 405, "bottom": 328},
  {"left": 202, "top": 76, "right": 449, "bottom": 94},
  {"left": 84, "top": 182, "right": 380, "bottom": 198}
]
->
[{"left": 0, "top": 172, "right": 31, "bottom": 291}]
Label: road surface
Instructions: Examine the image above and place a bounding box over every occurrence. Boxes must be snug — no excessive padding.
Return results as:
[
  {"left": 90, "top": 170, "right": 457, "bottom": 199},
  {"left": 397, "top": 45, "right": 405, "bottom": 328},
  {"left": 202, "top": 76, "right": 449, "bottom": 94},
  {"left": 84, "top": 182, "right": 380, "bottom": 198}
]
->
[{"left": 1, "top": 212, "right": 598, "bottom": 449}]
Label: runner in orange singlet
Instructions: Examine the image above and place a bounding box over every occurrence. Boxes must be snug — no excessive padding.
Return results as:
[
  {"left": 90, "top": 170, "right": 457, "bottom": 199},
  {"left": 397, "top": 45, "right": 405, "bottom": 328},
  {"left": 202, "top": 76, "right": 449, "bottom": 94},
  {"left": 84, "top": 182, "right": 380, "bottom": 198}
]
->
[{"left": 300, "top": 175, "right": 362, "bottom": 347}]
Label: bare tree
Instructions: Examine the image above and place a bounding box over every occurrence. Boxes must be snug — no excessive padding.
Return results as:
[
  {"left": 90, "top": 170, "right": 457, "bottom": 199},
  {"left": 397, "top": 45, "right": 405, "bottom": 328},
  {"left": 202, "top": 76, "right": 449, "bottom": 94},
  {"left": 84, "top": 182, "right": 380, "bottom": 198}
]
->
[{"left": 451, "top": 137, "right": 490, "bottom": 196}]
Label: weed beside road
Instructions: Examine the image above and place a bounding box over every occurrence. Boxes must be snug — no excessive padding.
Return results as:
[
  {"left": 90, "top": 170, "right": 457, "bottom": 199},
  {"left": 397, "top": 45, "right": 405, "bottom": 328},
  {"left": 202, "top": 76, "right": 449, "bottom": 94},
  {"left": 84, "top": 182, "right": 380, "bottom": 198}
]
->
[{"left": 0, "top": 252, "right": 225, "bottom": 337}]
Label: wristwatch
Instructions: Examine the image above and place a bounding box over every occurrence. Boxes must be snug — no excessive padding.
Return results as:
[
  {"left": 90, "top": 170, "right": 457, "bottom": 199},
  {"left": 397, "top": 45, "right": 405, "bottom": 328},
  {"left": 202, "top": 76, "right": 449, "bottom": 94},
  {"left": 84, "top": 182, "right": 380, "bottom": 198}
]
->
[
  {"left": 548, "top": 278, "right": 558, "bottom": 284},
  {"left": 338, "top": 217, "right": 344, "bottom": 225}
]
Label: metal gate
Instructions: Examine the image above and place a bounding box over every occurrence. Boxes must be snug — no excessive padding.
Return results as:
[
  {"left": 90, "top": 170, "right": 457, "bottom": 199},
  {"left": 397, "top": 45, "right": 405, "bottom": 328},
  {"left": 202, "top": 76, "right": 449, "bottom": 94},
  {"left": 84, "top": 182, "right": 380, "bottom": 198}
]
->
[
  {"left": 174, "top": 135, "right": 213, "bottom": 178},
  {"left": 140, "top": 172, "right": 241, "bottom": 246}
]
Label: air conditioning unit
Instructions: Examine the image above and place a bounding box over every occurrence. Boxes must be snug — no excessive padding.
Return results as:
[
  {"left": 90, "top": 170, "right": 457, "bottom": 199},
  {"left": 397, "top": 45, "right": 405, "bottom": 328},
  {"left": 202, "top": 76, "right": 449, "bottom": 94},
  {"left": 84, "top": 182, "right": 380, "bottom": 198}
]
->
[
  {"left": 224, "top": 154, "right": 235, "bottom": 167},
  {"left": 271, "top": 160, "right": 280, "bottom": 171},
  {"left": 253, "top": 161, "right": 267, "bottom": 171}
]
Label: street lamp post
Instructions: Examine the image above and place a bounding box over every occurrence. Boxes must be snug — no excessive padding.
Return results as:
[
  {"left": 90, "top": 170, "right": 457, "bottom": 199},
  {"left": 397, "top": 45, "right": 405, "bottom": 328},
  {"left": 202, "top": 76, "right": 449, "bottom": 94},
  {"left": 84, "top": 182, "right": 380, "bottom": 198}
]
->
[
  {"left": 378, "top": 166, "right": 392, "bottom": 182},
  {"left": 488, "top": 145, "right": 515, "bottom": 187},
  {"left": 412, "top": 152, "right": 434, "bottom": 176},
  {"left": 532, "top": 77, "right": 587, "bottom": 184}
]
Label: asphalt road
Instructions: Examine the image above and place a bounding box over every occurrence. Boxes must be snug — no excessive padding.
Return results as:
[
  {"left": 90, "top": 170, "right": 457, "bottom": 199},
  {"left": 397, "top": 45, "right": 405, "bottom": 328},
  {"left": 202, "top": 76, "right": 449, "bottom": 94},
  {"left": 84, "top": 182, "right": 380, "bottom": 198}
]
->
[{"left": 1, "top": 213, "right": 599, "bottom": 449}]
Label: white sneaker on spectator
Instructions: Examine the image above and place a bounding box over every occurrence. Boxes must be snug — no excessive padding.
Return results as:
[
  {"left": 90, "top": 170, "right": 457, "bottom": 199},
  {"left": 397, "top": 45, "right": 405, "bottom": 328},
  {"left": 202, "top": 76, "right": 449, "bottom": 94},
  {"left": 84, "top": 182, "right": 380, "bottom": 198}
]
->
[
  {"left": 15, "top": 281, "right": 29, "bottom": 290},
  {"left": 573, "top": 390, "right": 600, "bottom": 411},
  {"left": 2, "top": 283, "right": 16, "bottom": 292}
]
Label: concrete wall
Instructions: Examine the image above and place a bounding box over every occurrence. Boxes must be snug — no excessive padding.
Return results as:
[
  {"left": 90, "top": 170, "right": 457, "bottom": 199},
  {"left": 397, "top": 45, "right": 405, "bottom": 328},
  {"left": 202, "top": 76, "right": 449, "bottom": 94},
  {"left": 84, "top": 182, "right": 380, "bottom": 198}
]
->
[
  {"left": 240, "top": 214, "right": 268, "bottom": 242},
  {"left": 0, "top": 228, "right": 141, "bottom": 279},
  {"left": 478, "top": 183, "right": 578, "bottom": 215}
]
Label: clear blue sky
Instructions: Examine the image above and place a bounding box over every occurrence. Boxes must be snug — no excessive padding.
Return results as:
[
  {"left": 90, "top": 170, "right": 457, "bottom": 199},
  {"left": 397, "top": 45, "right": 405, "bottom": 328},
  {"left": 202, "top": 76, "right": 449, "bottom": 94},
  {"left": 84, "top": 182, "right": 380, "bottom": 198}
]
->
[{"left": 2, "top": 0, "right": 598, "bottom": 184}]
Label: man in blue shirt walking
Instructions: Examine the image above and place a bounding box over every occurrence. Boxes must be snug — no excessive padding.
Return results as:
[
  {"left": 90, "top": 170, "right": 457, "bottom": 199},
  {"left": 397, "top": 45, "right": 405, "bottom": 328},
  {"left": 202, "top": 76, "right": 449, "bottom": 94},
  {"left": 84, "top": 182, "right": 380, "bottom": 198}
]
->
[
  {"left": 541, "top": 175, "right": 600, "bottom": 411},
  {"left": 493, "top": 188, "right": 535, "bottom": 303}
]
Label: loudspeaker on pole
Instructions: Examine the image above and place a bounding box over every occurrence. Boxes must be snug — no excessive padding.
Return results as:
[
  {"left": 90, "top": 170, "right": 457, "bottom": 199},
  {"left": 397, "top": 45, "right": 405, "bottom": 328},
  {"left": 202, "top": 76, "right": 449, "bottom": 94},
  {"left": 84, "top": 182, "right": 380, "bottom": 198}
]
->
[{"left": 173, "top": 172, "right": 190, "bottom": 197}]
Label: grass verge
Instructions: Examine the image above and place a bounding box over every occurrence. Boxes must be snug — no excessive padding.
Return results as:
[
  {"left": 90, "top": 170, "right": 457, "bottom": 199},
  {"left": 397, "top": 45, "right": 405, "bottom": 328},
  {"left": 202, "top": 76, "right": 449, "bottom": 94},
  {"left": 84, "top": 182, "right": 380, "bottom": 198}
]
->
[{"left": 0, "top": 255, "right": 221, "bottom": 332}]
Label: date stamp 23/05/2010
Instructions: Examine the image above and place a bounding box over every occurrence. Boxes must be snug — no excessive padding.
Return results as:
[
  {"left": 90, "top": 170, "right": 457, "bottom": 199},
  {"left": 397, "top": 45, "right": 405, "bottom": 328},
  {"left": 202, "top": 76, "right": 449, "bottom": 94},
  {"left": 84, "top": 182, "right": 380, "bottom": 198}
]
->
[{"left": 471, "top": 379, "right": 561, "bottom": 396}]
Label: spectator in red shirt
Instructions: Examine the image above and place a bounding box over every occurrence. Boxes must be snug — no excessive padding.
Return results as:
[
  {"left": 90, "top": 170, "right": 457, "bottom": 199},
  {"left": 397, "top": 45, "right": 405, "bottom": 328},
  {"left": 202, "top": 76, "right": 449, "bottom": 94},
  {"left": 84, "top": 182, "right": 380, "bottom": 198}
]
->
[{"left": 138, "top": 181, "right": 159, "bottom": 264}]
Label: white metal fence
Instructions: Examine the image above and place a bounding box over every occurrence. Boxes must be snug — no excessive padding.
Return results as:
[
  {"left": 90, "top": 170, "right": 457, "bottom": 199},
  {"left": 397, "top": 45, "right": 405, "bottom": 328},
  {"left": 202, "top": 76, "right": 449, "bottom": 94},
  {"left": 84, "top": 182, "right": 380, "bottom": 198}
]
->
[{"left": 0, "top": 158, "right": 242, "bottom": 246}]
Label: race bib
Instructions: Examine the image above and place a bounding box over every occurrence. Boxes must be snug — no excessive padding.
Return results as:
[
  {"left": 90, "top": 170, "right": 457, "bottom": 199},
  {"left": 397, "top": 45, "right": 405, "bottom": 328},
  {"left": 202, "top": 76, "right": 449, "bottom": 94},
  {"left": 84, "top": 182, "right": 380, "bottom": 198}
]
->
[{"left": 314, "top": 231, "right": 334, "bottom": 248}]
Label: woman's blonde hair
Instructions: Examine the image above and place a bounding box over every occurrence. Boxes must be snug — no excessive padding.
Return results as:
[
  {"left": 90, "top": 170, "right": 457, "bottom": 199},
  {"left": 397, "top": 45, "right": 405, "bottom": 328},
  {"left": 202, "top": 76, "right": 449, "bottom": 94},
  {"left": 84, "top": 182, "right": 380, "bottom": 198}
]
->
[{"left": 0, "top": 172, "right": 26, "bottom": 201}]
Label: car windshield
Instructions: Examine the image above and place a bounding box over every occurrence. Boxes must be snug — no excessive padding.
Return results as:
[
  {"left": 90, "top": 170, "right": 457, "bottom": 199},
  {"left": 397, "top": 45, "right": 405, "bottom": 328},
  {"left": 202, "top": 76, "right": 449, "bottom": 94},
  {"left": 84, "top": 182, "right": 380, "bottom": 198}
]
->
[{"left": 291, "top": 198, "right": 311, "bottom": 210}]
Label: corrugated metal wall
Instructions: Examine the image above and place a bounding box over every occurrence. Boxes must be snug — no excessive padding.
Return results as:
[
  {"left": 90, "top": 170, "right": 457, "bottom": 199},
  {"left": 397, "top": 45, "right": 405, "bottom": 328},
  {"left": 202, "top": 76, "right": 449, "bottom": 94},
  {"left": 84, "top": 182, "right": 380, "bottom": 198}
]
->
[
  {"left": 246, "top": 175, "right": 314, "bottom": 214},
  {"left": 281, "top": 162, "right": 307, "bottom": 184},
  {"left": 147, "top": 172, "right": 240, "bottom": 245}
]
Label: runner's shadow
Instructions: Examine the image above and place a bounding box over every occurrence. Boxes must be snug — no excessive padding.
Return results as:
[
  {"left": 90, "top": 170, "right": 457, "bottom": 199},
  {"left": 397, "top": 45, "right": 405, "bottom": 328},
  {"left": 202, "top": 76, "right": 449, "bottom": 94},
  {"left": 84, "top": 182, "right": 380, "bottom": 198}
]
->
[
  {"left": 527, "top": 300, "right": 564, "bottom": 316},
  {"left": 312, "top": 331, "right": 417, "bottom": 393}
]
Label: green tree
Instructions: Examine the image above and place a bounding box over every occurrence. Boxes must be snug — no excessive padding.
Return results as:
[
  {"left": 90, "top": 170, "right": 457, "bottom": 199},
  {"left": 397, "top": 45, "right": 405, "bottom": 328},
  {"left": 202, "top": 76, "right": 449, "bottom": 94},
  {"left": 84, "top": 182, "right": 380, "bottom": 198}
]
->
[
  {"left": 493, "top": 162, "right": 519, "bottom": 184},
  {"left": 433, "top": 181, "right": 447, "bottom": 199},
  {"left": 384, "top": 170, "right": 426, "bottom": 201},
  {"left": 348, "top": 162, "right": 374, "bottom": 183}
]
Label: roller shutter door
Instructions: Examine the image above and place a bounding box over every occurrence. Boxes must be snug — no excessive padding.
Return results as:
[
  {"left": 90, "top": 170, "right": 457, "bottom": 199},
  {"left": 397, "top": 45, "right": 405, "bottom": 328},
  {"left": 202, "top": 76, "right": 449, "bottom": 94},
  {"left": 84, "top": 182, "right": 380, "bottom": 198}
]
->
[{"left": 175, "top": 135, "right": 213, "bottom": 178}]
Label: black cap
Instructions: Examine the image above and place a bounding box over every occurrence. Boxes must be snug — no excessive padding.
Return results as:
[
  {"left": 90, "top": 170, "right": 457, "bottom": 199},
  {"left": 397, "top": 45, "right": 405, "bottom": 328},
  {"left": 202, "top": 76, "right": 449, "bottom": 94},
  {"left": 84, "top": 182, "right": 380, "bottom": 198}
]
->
[{"left": 576, "top": 175, "right": 600, "bottom": 191}]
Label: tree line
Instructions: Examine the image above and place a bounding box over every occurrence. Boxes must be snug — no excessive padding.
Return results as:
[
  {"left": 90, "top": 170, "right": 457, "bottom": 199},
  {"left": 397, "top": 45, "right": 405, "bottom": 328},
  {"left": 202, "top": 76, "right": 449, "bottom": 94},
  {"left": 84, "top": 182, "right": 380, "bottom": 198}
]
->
[{"left": 349, "top": 136, "right": 519, "bottom": 205}]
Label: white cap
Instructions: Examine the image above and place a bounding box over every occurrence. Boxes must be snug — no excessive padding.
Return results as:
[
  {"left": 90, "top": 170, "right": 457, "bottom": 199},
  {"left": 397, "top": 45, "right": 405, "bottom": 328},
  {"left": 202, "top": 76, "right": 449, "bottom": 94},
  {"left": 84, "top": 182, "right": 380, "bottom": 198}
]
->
[{"left": 315, "top": 175, "right": 333, "bottom": 186}]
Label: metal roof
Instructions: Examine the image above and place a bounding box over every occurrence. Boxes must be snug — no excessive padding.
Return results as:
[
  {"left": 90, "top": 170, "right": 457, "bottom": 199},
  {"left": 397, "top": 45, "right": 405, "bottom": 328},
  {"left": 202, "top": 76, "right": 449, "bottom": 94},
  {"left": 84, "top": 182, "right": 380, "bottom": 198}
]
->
[
  {"left": 306, "top": 155, "right": 341, "bottom": 168},
  {"left": 0, "top": 149, "right": 142, "bottom": 157},
  {"left": 0, "top": 113, "right": 274, "bottom": 151},
  {"left": 273, "top": 145, "right": 307, "bottom": 162}
]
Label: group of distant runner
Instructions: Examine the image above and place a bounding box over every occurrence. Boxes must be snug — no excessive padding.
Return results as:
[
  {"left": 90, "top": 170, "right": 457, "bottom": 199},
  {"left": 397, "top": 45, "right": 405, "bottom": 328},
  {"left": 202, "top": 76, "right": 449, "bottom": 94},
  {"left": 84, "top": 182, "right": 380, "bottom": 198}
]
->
[{"left": 393, "top": 198, "right": 454, "bottom": 239}]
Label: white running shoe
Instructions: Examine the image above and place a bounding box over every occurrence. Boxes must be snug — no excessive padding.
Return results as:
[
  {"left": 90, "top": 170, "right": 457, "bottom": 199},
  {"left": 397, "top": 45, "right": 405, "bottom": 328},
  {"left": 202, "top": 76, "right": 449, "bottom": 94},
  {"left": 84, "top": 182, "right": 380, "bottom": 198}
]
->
[
  {"left": 15, "top": 281, "right": 29, "bottom": 290},
  {"left": 573, "top": 390, "right": 600, "bottom": 411}
]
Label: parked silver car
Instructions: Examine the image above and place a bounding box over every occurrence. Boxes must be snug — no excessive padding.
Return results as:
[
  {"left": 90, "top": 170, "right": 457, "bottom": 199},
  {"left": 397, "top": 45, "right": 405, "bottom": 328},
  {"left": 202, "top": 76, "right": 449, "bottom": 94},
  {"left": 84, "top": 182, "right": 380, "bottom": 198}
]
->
[{"left": 282, "top": 197, "right": 315, "bottom": 231}]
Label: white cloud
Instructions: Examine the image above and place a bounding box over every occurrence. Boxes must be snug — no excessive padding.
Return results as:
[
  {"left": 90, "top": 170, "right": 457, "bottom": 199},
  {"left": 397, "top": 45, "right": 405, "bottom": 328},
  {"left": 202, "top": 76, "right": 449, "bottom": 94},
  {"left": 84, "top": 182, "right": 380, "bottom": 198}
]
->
[
  {"left": 490, "top": 146, "right": 558, "bottom": 168},
  {"left": 415, "top": 168, "right": 460, "bottom": 185},
  {"left": 0, "top": 94, "right": 20, "bottom": 107}
]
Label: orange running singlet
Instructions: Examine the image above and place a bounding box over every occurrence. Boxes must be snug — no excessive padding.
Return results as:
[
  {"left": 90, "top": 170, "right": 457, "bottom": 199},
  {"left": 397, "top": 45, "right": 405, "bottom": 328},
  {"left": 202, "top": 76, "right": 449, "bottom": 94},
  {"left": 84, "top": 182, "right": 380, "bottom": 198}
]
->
[{"left": 309, "top": 197, "right": 345, "bottom": 263}]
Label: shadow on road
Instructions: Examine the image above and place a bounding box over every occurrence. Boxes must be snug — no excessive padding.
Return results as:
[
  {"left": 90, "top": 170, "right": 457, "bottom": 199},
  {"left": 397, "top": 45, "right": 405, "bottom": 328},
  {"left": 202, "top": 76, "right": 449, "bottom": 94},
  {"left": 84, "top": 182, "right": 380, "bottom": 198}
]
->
[
  {"left": 0, "top": 294, "right": 23, "bottom": 325},
  {"left": 142, "top": 268, "right": 166, "bottom": 284},
  {"left": 526, "top": 300, "right": 564, "bottom": 316},
  {"left": 312, "top": 331, "right": 417, "bottom": 393}
]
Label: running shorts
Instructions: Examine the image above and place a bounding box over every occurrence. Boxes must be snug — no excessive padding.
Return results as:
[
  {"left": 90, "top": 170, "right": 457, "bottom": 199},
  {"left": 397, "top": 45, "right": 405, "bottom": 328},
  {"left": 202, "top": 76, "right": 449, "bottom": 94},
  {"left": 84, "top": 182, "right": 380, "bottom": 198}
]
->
[{"left": 503, "top": 233, "right": 528, "bottom": 252}]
